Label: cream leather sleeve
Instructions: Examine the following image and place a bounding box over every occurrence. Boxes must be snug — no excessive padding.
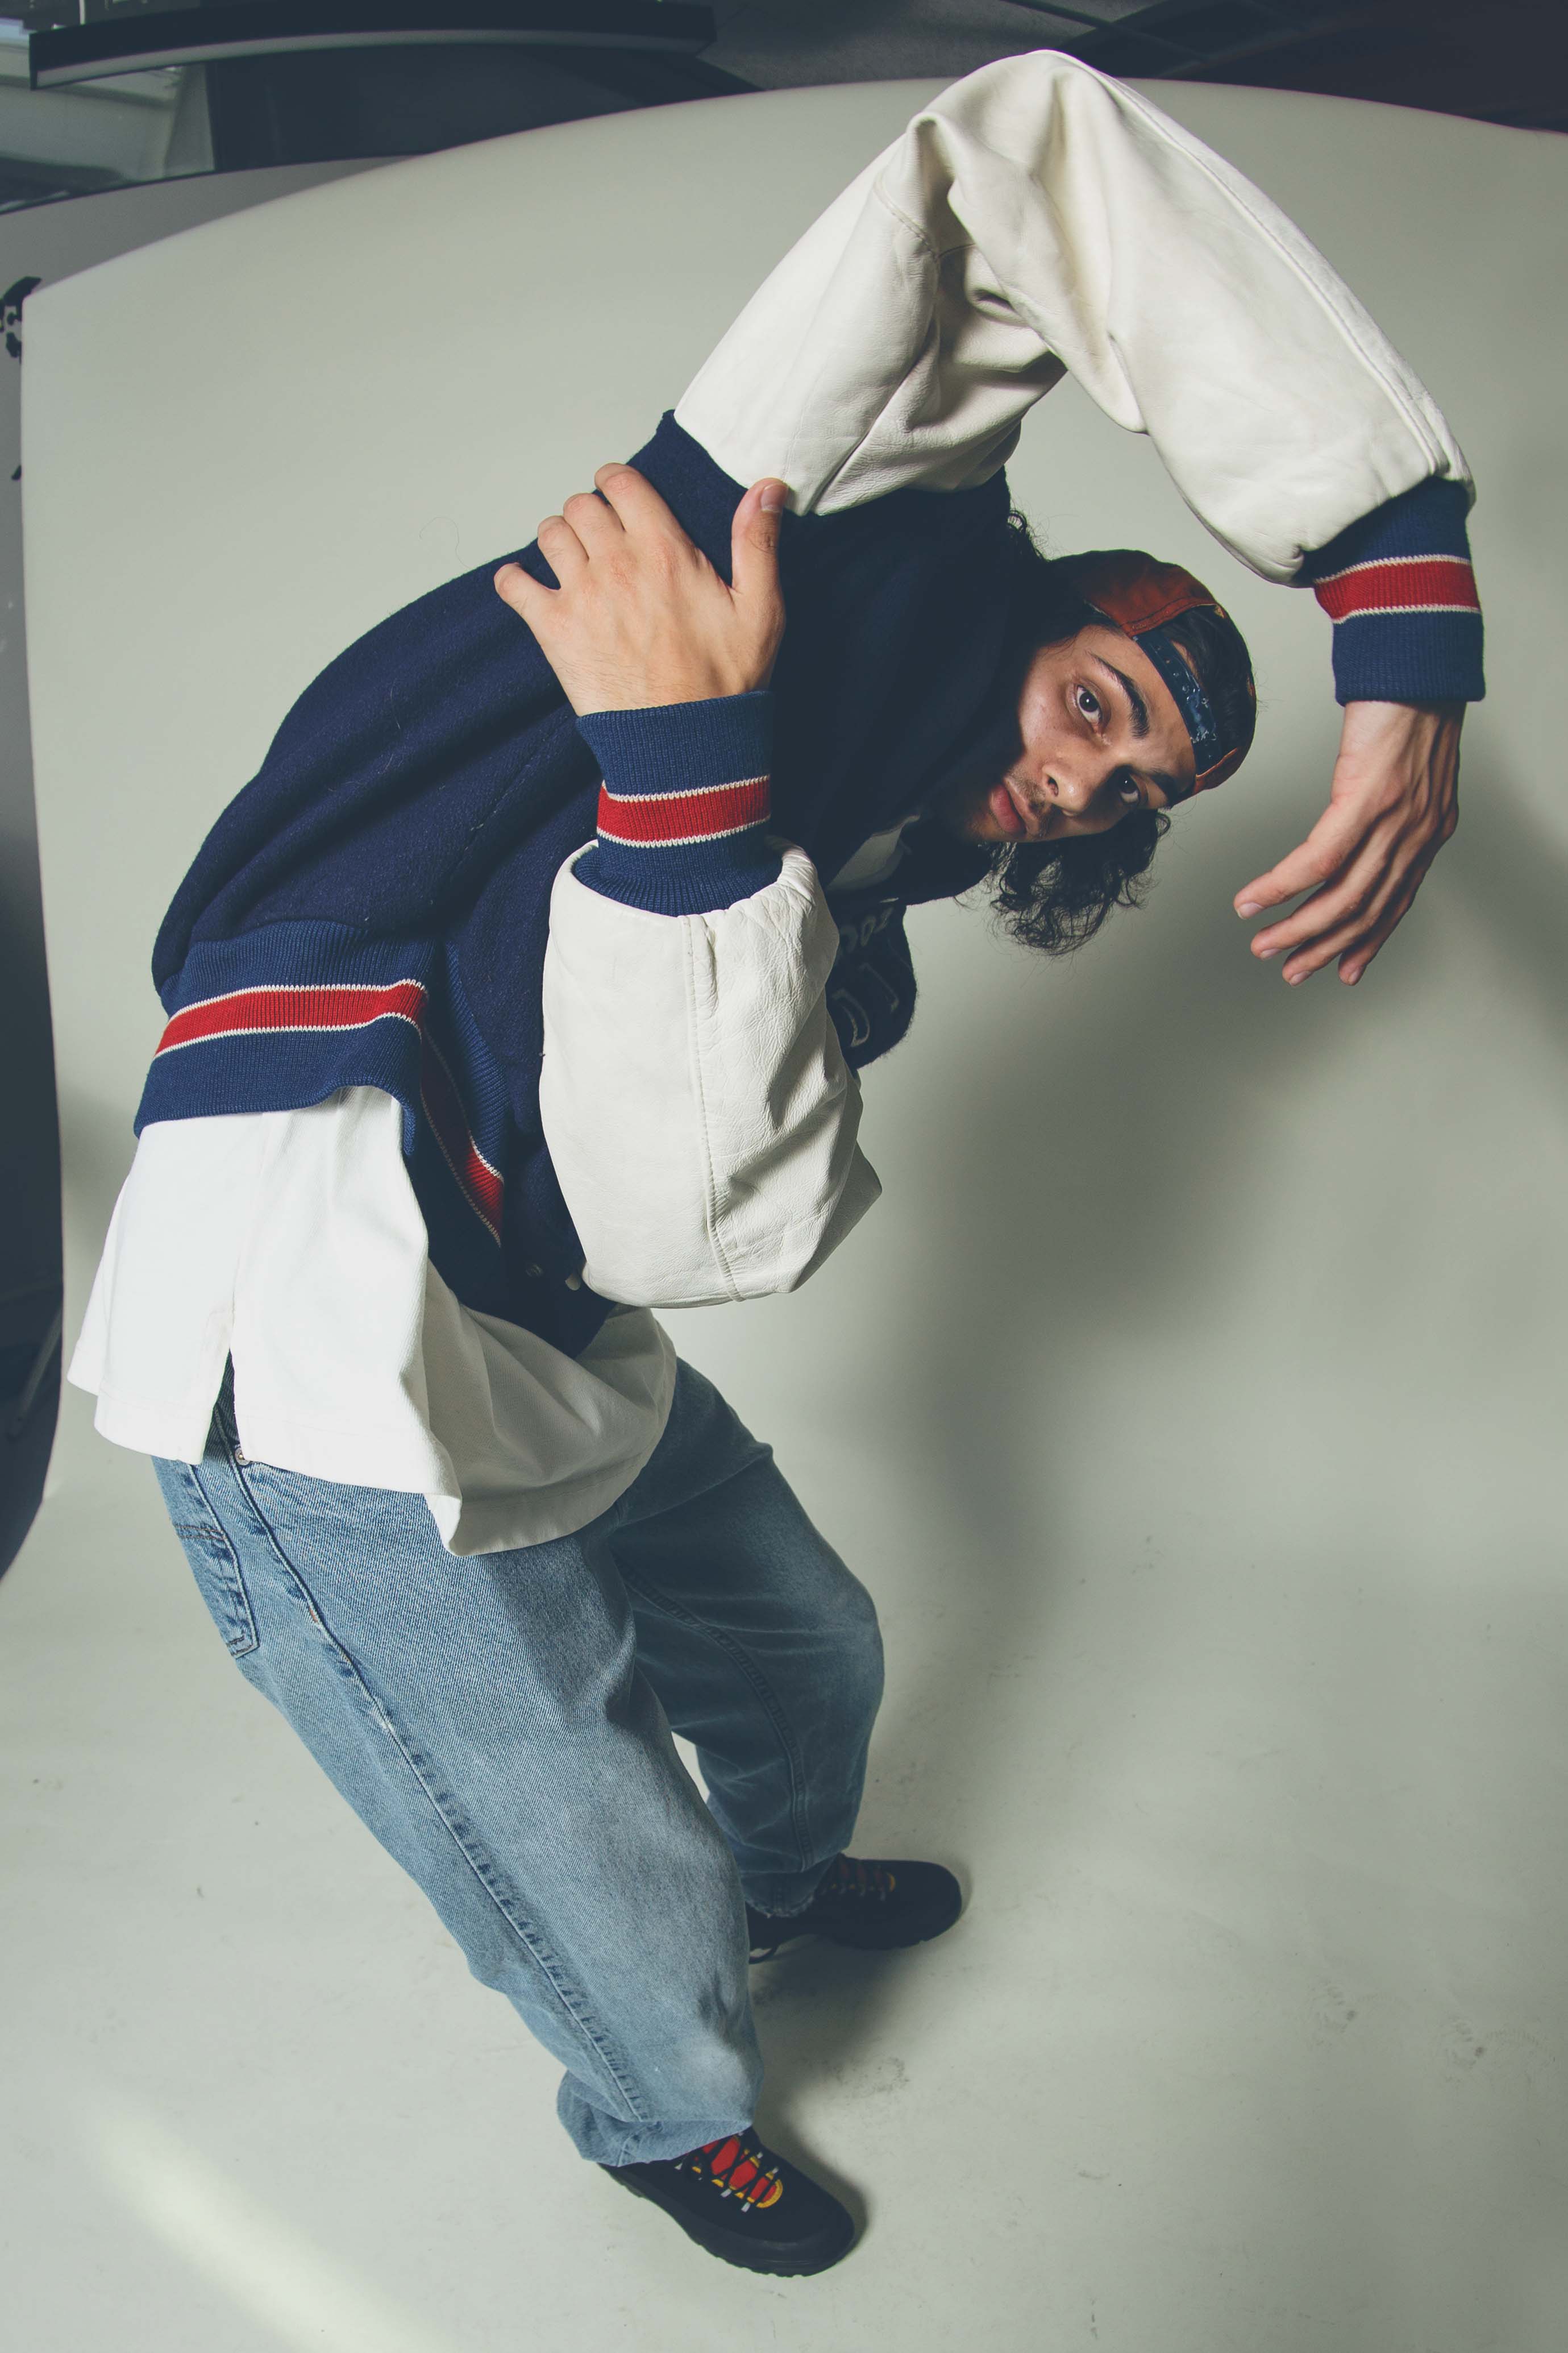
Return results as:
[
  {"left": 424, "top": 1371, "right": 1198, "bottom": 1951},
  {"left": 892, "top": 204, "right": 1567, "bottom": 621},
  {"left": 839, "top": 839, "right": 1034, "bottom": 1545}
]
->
[
  {"left": 538, "top": 844, "right": 881, "bottom": 1309},
  {"left": 674, "top": 51, "right": 1471, "bottom": 582}
]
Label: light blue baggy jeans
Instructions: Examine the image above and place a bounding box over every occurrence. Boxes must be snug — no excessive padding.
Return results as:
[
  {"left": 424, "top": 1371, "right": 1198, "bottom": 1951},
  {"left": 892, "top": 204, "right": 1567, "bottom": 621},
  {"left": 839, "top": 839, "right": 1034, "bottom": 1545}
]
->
[{"left": 152, "top": 1356, "right": 884, "bottom": 2165}]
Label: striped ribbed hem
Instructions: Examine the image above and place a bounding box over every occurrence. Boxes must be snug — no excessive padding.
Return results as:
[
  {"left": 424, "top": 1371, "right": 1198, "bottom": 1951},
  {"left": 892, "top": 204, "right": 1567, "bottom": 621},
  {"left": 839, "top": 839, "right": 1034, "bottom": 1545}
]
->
[
  {"left": 135, "top": 925, "right": 511, "bottom": 1264},
  {"left": 1301, "top": 476, "right": 1484, "bottom": 706},
  {"left": 574, "top": 691, "right": 783, "bottom": 915}
]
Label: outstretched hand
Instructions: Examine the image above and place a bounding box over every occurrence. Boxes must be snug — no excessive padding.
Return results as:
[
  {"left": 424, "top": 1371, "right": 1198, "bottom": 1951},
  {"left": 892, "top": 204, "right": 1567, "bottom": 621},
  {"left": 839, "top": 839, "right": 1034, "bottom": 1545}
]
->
[
  {"left": 493, "top": 463, "right": 788, "bottom": 717},
  {"left": 1234, "top": 699, "right": 1464, "bottom": 986}
]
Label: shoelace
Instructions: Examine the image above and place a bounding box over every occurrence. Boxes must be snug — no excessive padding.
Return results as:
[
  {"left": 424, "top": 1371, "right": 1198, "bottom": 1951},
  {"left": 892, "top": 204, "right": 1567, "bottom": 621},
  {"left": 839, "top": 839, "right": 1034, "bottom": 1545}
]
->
[
  {"left": 677, "top": 2134, "right": 783, "bottom": 2211},
  {"left": 747, "top": 1856, "right": 900, "bottom": 1958},
  {"left": 815, "top": 1856, "right": 897, "bottom": 1904}
]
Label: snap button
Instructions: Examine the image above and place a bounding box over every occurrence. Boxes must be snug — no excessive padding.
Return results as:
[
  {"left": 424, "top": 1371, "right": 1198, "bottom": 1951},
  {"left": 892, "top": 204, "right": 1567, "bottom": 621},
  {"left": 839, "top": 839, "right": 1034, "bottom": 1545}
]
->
[
  {"left": 523, "top": 1261, "right": 542, "bottom": 1278},
  {"left": 564, "top": 1271, "right": 582, "bottom": 1290}
]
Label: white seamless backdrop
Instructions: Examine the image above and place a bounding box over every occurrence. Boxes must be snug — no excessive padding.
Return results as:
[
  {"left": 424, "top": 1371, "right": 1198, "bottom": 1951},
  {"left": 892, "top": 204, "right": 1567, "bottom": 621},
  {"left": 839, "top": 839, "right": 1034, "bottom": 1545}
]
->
[{"left": 10, "top": 73, "right": 1568, "bottom": 2353}]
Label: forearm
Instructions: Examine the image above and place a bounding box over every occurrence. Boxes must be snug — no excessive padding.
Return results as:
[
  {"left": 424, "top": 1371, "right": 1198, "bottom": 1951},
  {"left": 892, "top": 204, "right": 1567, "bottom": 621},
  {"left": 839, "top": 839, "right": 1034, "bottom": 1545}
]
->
[
  {"left": 674, "top": 50, "right": 1471, "bottom": 578},
  {"left": 539, "top": 693, "right": 880, "bottom": 1307}
]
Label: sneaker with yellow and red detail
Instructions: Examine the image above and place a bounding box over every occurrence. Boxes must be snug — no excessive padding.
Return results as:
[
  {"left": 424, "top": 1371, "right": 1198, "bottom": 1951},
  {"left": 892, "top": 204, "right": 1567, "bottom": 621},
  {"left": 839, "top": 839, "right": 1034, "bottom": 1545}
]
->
[{"left": 602, "top": 2129, "right": 855, "bottom": 2275}]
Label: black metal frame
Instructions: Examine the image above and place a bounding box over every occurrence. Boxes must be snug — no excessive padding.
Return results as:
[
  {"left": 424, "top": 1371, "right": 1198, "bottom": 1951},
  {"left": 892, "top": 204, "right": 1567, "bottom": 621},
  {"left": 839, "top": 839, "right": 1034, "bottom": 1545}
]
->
[
  {"left": 29, "top": 0, "right": 716, "bottom": 91},
  {"left": 1004, "top": 0, "right": 1383, "bottom": 78}
]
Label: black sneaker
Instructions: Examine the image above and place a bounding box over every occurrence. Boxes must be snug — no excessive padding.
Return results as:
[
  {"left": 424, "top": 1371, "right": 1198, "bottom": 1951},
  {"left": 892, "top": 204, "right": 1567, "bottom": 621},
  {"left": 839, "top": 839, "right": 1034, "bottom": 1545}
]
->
[
  {"left": 747, "top": 1853, "right": 963, "bottom": 1960},
  {"left": 602, "top": 2130, "right": 856, "bottom": 2276}
]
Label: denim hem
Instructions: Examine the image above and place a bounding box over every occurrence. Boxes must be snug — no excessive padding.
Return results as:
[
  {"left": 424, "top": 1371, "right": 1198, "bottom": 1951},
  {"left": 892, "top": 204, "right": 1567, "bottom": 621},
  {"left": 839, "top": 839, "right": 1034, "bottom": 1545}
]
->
[
  {"left": 577, "top": 2113, "right": 759, "bottom": 2168},
  {"left": 742, "top": 1856, "right": 838, "bottom": 1919}
]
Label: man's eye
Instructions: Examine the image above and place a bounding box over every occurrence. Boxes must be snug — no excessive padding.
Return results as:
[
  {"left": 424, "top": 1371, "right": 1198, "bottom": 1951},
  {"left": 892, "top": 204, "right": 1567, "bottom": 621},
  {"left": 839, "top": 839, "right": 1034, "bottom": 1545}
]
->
[
  {"left": 1075, "top": 684, "right": 1101, "bottom": 722},
  {"left": 1116, "top": 775, "right": 1142, "bottom": 808}
]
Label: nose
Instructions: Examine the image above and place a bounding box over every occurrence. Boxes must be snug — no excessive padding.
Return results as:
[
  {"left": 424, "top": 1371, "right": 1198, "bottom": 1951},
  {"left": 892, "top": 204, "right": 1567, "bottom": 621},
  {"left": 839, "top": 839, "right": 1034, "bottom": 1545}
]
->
[{"left": 1043, "top": 761, "right": 1099, "bottom": 818}]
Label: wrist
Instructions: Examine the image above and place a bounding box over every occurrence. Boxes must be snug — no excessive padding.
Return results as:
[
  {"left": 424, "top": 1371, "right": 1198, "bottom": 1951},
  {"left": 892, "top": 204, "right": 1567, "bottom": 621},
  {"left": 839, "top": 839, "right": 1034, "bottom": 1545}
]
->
[
  {"left": 575, "top": 668, "right": 770, "bottom": 714},
  {"left": 573, "top": 691, "right": 782, "bottom": 916},
  {"left": 1340, "top": 698, "right": 1464, "bottom": 739},
  {"left": 1303, "top": 478, "right": 1484, "bottom": 708}
]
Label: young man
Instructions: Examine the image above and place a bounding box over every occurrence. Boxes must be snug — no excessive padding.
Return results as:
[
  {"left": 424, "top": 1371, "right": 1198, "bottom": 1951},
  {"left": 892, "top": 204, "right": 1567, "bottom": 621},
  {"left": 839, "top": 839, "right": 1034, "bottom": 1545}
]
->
[{"left": 69, "top": 52, "right": 1482, "bottom": 2278}]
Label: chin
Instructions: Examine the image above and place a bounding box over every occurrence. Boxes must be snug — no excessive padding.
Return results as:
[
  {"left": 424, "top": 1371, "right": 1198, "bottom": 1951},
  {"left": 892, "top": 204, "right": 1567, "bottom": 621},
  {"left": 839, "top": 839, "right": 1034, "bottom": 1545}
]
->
[{"left": 951, "top": 780, "right": 1013, "bottom": 846}]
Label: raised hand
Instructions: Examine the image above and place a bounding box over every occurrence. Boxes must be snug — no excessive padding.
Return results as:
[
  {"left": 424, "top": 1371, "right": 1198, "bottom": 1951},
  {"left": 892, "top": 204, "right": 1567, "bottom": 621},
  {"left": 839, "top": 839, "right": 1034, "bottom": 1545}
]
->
[{"left": 1234, "top": 699, "right": 1463, "bottom": 986}]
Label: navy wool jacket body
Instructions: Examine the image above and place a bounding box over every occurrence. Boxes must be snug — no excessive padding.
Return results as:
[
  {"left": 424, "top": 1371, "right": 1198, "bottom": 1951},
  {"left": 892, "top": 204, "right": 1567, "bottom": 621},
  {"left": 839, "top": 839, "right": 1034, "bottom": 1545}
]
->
[{"left": 142, "top": 413, "right": 1006, "bottom": 1358}]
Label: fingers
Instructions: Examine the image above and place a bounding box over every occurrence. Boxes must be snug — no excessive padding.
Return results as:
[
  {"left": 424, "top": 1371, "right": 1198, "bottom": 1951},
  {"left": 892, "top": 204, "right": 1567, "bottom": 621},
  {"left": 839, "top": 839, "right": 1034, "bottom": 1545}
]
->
[
  {"left": 493, "top": 558, "right": 542, "bottom": 618},
  {"left": 1282, "top": 879, "right": 1411, "bottom": 985},
  {"left": 1271, "top": 890, "right": 1402, "bottom": 985},
  {"left": 730, "top": 478, "right": 787, "bottom": 611},
  {"left": 1237, "top": 698, "right": 1463, "bottom": 990},
  {"left": 535, "top": 511, "right": 591, "bottom": 584},
  {"left": 561, "top": 484, "right": 623, "bottom": 554},
  {"left": 1250, "top": 865, "right": 1384, "bottom": 982},
  {"left": 495, "top": 464, "right": 787, "bottom": 699},
  {"left": 1249, "top": 834, "right": 1382, "bottom": 955},
  {"left": 494, "top": 507, "right": 592, "bottom": 620},
  {"left": 1237, "top": 782, "right": 1394, "bottom": 960},
  {"left": 1233, "top": 806, "right": 1360, "bottom": 919},
  {"left": 1244, "top": 812, "right": 1432, "bottom": 984},
  {"left": 498, "top": 467, "right": 642, "bottom": 615},
  {"left": 590, "top": 459, "right": 684, "bottom": 541}
]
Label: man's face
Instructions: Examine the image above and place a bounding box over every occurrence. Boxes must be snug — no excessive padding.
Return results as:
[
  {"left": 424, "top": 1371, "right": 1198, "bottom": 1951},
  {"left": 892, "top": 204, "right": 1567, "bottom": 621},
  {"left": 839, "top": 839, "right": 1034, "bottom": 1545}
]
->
[{"left": 939, "top": 623, "right": 1196, "bottom": 844}]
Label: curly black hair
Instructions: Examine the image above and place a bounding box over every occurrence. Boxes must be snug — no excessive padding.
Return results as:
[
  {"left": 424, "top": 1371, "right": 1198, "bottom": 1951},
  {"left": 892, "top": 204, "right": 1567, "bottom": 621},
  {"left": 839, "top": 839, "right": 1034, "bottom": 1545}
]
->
[{"left": 982, "top": 511, "right": 1257, "bottom": 956}]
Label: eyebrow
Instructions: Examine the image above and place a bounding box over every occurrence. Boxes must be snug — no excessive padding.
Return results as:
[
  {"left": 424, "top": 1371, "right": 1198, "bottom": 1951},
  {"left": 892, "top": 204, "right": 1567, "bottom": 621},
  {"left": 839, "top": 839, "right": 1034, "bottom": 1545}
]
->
[
  {"left": 1093, "top": 655, "right": 1185, "bottom": 805},
  {"left": 1100, "top": 661, "right": 1149, "bottom": 739}
]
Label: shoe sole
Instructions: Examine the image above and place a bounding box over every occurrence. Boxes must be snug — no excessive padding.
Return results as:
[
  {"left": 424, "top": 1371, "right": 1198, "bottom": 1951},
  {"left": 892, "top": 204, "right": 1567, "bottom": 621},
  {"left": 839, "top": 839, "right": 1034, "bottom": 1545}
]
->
[
  {"left": 608, "top": 2170, "right": 858, "bottom": 2276},
  {"left": 751, "top": 1906, "right": 963, "bottom": 1960}
]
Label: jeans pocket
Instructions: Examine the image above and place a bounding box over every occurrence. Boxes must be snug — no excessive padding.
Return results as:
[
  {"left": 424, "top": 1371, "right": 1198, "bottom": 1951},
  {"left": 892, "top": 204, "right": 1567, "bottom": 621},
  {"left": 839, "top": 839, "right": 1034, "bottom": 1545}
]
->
[{"left": 153, "top": 1458, "right": 260, "bottom": 1659}]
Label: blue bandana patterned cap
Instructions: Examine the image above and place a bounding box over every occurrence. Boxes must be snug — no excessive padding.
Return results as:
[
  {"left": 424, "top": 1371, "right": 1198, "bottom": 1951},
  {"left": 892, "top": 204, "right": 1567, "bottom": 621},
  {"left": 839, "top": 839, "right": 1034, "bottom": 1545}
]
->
[{"left": 1061, "top": 550, "right": 1255, "bottom": 800}]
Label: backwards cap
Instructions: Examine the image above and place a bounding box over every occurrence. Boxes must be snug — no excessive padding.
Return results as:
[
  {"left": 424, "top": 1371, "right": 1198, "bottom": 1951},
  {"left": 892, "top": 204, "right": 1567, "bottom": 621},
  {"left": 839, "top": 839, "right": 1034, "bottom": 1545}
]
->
[{"left": 1058, "top": 551, "right": 1255, "bottom": 799}]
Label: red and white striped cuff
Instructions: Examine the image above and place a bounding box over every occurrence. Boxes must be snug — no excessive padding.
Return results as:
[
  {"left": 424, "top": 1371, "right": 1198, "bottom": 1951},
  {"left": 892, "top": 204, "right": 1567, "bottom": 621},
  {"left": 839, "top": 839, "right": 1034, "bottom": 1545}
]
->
[
  {"left": 573, "top": 692, "right": 782, "bottom": 915},
  {"left": 596, "top": 773, "right": 771, "bottom": 849},
  {"left": 1312, "top": 553, "right": 1481, "bottom": 624}
]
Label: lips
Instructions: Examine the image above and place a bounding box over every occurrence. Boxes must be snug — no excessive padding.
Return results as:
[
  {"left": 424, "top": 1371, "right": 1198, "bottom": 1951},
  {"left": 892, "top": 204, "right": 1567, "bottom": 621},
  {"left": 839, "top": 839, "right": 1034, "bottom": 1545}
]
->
[{"left": 989, "top": 781, "right": 1027, "bottom": 839}]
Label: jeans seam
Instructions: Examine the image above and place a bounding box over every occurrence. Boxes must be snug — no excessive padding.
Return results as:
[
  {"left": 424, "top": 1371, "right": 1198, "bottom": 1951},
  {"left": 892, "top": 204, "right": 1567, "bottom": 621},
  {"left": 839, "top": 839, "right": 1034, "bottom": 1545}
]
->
[
  {"left": 181, "top": 1457, "right": 261, "bottom": 1655},
  {"left": 236, "top": 1483, "right": 655, "bottom": 2127},
  {"left": 615, "top": 1562, "right": 813, "bottom": 1878}
]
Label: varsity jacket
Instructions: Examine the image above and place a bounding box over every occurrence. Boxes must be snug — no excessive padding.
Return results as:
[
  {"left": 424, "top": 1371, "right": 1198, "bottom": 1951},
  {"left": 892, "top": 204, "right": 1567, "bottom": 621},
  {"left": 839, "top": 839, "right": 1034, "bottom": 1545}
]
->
[{"left": 130, "top": 52, "right": 1484, "bottom": 1362}]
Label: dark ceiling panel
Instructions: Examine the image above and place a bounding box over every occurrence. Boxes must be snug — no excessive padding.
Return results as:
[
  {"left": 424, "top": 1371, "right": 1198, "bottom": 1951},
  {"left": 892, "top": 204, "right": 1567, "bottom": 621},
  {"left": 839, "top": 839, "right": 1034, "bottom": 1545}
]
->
[
  {"left": 1043, "top": 0, "right": 1566, "bottom": 129},
  {"left": 1182, "top": 0, "right": 1568, "bottom": 131},
  {"left": 28, "top": 1, "right": 717, "bottom": 89}
]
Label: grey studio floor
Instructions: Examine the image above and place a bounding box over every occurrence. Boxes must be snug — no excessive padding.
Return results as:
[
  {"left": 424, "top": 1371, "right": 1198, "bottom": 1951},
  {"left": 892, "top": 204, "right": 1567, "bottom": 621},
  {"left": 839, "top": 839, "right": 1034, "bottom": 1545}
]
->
[
  {"left": 6, "top": 76, "right": 1568, "bottom": 2353},
  {"left": 9, "top": 879, "right": 1568, "bottom": 2352}
]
